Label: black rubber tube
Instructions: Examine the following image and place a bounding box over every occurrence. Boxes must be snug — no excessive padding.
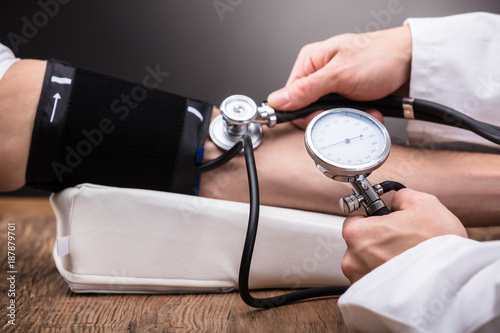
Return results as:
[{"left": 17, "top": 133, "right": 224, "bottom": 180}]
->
[
  {"left": 273, "top": 93, "right": 500, "bottom": 145},
  {"left": 369, "top": 181, "right": 406, "bottom": 216},
  {"left": 413, "top": 98, "right": 500, "bottom": 144},
  {"left": 371, "top": 206, "right": 392, "bottom": 216},
  {"left": 274, "top": 94, "right": 405, "bottom": 123},
  {"left": 207, "top": 93, "right": 500, "bottom": 309},
  {"left": 379, "top": 181, "right": 406, "bottom": 193},
  {"left": 238, "top": 134, "right": 349, "bottom": 309},
  {"left": 196, "top": 140, "right": 243, "bottom": 173}
]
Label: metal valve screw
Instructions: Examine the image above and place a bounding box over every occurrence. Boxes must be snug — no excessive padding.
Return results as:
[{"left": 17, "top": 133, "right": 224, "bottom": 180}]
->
[{"left": 340, "top": 194, "right": 364, "bottom": 214}]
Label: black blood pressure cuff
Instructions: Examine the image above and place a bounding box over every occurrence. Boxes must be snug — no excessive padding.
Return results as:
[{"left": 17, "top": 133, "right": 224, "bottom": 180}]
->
[{"left": 26, "top": 59, "right": 212, "bottom": 195}]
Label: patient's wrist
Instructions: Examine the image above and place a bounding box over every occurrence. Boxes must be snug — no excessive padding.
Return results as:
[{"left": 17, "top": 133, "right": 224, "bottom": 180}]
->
[{"left": 199, "top": 110, "right": 350, "bottom": 215}]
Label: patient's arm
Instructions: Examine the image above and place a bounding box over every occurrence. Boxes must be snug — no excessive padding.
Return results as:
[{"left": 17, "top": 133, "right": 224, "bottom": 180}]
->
[
  {"left": 0, "top": 59, "right": 46, "bottom": 191},
  {"left": 1, "top": 60, "right": 499, "bottom": 227},
  {"left": 200, "top": 113, "right": 500, "bottom": 228}
]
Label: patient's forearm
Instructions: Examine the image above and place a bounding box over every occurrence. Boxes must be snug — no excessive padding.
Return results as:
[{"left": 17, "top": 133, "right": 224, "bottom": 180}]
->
[
  {"left": 200, "top": 124, "right": 500, "bottom": 227},
  {"left": 382, "top": 146, "right": 500, "bottom": 227}
]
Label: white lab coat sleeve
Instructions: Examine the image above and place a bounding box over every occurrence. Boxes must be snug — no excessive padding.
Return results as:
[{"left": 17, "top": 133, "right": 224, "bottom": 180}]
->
[
  {"left": 0, "top": 43, "right": 19, "bottom": 82},
  {"left": 338, "top": 235, "right": 500, "bottom": 333},
  {"left": 404, "top": 12, "right": 500, "bottom": 148}
]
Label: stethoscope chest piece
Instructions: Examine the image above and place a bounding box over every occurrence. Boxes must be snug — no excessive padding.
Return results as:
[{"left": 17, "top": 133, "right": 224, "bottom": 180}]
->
[{"left": 209, "top": 95, "right": 263, "bottom": 150}]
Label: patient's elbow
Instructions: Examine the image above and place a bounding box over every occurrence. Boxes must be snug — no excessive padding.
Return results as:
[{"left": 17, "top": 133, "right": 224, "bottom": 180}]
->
[
  {"left": 0, "top": 181, "right": 24, "bottom": 192},
  {"left": 0, "top": 176, "right": 25, "bottom": 192}
]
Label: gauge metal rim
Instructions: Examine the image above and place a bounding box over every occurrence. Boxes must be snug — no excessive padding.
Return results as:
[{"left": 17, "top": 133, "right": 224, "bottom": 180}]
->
[{"left": 305, "top": 108, "right": 391, "bottom": 179}]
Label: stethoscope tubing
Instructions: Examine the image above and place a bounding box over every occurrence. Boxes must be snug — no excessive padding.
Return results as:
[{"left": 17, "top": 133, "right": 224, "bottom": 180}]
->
[{"left": 198, "top": 94, "right": 500, "bottom": 308}]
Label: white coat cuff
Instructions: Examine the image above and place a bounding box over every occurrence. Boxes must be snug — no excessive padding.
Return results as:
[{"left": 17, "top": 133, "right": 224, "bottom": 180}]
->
[{"left": 339, "top": 234, "right": 500, "bottom": 332}]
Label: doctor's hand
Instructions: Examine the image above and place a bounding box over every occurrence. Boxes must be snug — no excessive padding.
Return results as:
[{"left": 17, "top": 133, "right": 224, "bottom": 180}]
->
[
  {"left": 341, "top": 189, "right": 468, "bottom": 284},
  {"left": 267, "top": 25, "right": 412, "bottom": 128}
]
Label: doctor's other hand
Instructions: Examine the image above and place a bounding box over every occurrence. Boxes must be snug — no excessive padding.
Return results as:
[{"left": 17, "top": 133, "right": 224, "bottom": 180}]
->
[
  {"left": 267, "top": 25, "right": 412, "bottom": 125},
  {"left": 341, "top": 189, "right": 468, "bottom": 284}
]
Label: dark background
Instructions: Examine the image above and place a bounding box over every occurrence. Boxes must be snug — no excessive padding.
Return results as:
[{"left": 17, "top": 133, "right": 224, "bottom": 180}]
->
[{"left": 1, "top": 0, "right": 499, "bottom": 196}]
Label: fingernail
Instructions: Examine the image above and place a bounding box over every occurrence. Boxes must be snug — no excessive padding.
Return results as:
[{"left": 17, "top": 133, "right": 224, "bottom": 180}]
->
[{"left": 268, "top": 89, "right": 289, "bottom": 108}]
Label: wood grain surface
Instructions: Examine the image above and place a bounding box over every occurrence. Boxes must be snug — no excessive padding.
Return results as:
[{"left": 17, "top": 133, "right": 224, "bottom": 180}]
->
[
  {"left": 0, "top": 198, "right": 349, "bottom": 332},
  {"left": 1, "top": 198, "right": 499, "bottom": 332}
]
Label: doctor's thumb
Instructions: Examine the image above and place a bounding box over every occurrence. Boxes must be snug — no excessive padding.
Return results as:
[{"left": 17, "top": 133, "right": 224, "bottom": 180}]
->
[{"left": 267, "top": 76, "right": 329, "bottom": 111}]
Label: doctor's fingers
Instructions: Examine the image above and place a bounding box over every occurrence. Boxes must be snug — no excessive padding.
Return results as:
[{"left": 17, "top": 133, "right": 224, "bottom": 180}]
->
[
  {"left": 285, "top": 38, "right": 340, "bottom": 86},
  {"left": 390, "top": 189, "right": 468, "bottom": 238},
  {"left": 341, "top": 249, "right": 371, "bottom": 284},
  {"left": 390, "top": 188, "right": 440, "bottom": 212},
  {"left": 341, "top": 215, "right": 382, "bottom": 283},
  {"left": 341, "top": 214, "right": 404, "bottom": 269},
  {"left": 268, "top": 37, "right": 352, "bottom": 111}
]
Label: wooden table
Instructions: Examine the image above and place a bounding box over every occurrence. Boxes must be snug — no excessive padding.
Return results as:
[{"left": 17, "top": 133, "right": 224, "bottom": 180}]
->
[
  {"left": 0, "top": 198, "right": 348, "bottom": 332},
  {"left": 2, "top": 198, "right": 499, "bottom": 332}
]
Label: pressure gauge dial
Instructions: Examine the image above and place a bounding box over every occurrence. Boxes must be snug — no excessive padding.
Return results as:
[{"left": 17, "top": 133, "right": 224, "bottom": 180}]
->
[{"left": 305, "top": 108, "right": 391, "bottom": 182}]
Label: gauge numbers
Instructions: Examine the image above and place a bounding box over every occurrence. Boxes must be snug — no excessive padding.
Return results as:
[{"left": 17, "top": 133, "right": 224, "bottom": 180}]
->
[{"left": 305, "top": 108, "right": 391, "bottom": 177}]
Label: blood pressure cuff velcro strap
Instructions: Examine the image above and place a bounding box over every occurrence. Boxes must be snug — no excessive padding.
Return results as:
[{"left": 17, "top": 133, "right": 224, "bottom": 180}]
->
[{"left": 25, "top": 59, "right": 212, "bottom": 194}]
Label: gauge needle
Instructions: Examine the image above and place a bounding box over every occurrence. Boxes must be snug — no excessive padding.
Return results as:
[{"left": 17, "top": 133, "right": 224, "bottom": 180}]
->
[{"left": 320, "top": 134, "right": 363, "bottom": 149}]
